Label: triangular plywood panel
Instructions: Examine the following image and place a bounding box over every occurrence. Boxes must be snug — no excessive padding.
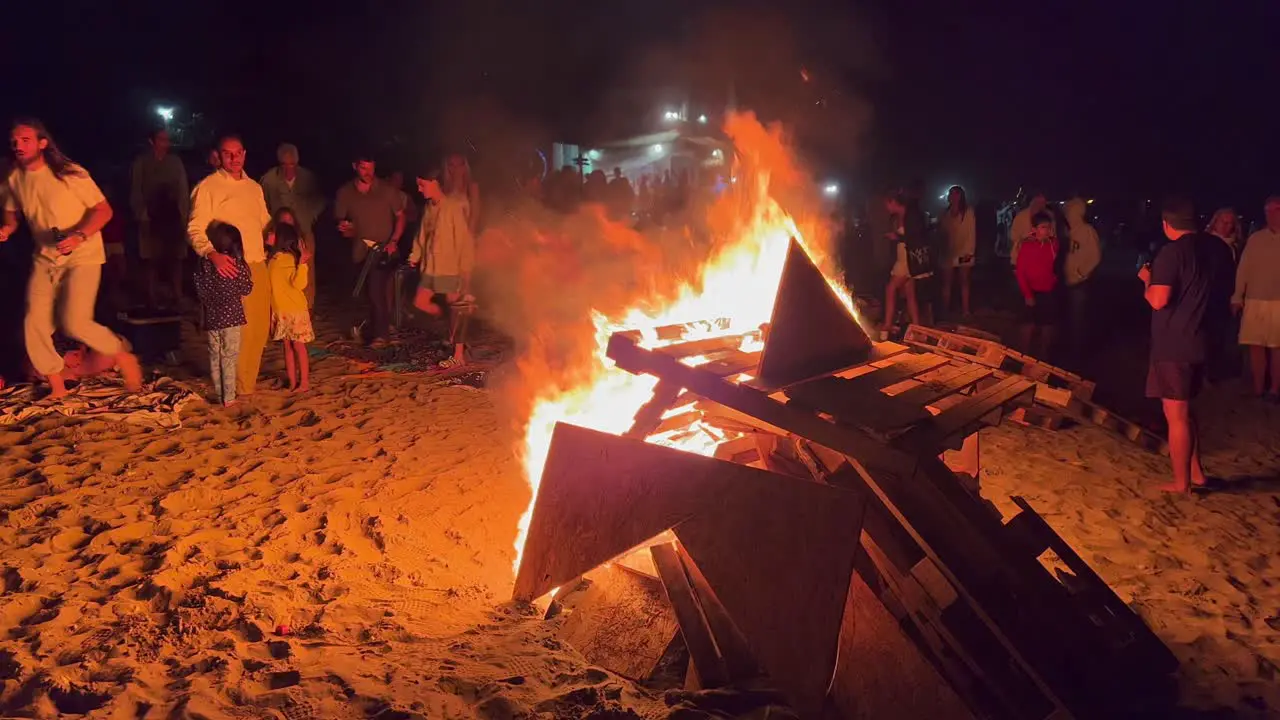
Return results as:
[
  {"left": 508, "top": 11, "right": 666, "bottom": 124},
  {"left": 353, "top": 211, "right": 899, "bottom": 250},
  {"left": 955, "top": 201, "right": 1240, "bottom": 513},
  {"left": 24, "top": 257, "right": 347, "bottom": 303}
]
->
[
  {"left": 674, "top": 472, "right": 868, "bottom": 714},
  {"left": 756, "top": 238, "right": 872, "bottom": 388},
  {"left": 514, "top": 423, "right": 808, "bottom": 601}
]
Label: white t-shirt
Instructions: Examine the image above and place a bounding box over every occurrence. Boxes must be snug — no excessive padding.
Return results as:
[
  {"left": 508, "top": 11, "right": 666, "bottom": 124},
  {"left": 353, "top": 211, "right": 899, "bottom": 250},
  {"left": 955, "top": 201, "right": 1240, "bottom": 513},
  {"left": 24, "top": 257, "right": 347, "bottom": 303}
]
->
[{"left": 5, "top": 164, "right": 107, "bottom": 266}]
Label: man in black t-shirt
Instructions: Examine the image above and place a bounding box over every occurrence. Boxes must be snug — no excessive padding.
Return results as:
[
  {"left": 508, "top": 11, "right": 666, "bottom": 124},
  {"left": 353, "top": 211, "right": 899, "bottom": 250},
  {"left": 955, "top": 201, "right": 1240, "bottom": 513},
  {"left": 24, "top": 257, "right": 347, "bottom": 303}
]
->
[{"left": 1138, "top": 196, "right": 1235, "bottom": 493}]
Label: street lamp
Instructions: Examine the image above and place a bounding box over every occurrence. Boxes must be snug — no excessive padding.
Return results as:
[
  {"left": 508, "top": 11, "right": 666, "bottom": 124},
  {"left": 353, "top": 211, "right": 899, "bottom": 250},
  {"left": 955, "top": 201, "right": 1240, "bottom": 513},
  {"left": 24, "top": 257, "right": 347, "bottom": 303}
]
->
[{"left": 155, "top": 106, "right": 174, "bottom": 123}]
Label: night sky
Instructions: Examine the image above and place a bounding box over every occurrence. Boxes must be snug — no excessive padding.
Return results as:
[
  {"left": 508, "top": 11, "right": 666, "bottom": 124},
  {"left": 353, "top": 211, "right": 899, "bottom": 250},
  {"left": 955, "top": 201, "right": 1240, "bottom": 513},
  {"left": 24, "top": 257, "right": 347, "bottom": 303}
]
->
[{"left": 5, "top": 0, "right": 1278, "bottom": 206}]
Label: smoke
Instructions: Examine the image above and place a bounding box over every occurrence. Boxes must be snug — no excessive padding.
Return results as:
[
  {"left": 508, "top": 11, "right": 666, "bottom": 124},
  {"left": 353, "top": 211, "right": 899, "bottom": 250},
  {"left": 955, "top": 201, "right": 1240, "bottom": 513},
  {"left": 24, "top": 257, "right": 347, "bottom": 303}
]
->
[{"left": 480, "top": 109, "right": 847, "bottom": 430}]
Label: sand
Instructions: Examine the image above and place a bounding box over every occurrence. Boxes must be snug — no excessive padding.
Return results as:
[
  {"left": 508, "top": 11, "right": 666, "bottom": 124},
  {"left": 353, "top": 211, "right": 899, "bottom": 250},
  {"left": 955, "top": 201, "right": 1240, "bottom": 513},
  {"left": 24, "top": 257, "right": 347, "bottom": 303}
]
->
[
  {"left": 2, "top": 296, "right": 1280, "bottom": 717},
  {"left": 0, "top": 306, "right": 671, "bottom": 719}
]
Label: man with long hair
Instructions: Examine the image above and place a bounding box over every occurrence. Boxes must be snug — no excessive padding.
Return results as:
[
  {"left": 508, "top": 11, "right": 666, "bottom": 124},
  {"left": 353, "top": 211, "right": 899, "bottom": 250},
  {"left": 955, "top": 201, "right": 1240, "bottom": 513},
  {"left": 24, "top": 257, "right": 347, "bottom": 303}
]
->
[
  {"left": 187, "top": 134, "right": 272, "bottom": 396},
  {"left": 0, "top": 118, "right": 143, "bottom": 397}
]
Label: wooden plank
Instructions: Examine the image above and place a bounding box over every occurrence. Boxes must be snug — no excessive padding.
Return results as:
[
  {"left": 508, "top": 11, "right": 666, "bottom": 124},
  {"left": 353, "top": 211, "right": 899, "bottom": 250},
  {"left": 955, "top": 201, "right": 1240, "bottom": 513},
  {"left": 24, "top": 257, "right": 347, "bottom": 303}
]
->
[
  {"left": 657, "top": 334, "right": 752, "bottom": 361},
  {"left": 616, "top": 318, "right": 732, "bottom": 344},
  {"left": 675, "top": 545, "right": 759, "bottom": 682},
  {"left": 756, "top": 238, "right": 873, "bottom": 388},
  {"left": 1006, "top": 497, "right": 1178, "bottom": 675},
  {"left": 891, "top": 365, "right": 994, "bottom": 407},
  {"left": 651, "top": 542, "right": 728, "bottom": 688},
  {"left": 902, "top": 375, "right": 1035, "bottom": 450},
  {"left": 701, "top": 350, "right": 761, "bottom": 377},
  {"left": 673, "top": 468, "right": 868, "bottom": 715},
  {"left": 829, "top": 570, "right": 977, "bottom": 720},
  {"left": 840, "top": 351, "right": 952, "bottom": 392},
  {"left": 557, "top": 564, "right": 680, "bottom": 681},
  {"left": 514, "top": 423, "right": 795, "bottom": 600},
  {"left": 785, "top": 377, "right": 931, "bottom": 434}
]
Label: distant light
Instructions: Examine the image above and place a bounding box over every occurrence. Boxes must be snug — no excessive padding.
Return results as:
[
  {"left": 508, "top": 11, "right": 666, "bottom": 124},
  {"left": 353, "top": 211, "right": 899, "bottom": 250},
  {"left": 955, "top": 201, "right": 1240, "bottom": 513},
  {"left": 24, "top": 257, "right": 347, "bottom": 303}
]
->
[
  {"left": 1087, "top": 198, "right": 1095, "bottom": 205},
  {"left": 650, "top": 144, "right": 664, "bottom": 155},
  {"left": 587, "top": 149, "right": 601, "bottom": 161},
  {"left": 824, "top": 183, "right": 840, "bottom": 197},
  {"left": 155, "top": 106, "right": 174, "bottom": 122},
  {"left": 663, "top": 110, "right": 680, "bottom": 122},
  {"left": 711, "top": 148, "right": 723, "bottom": 159},
  {"left": 697, "top": 114, "right": 708, "bottom": 124}
]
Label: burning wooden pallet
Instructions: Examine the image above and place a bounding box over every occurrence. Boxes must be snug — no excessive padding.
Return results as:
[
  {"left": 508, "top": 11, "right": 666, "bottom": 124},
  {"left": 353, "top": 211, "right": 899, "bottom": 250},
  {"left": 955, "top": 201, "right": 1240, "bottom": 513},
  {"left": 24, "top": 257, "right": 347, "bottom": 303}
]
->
[{"left": 515, "top": 241, "right": 1177, "bottom": 719}]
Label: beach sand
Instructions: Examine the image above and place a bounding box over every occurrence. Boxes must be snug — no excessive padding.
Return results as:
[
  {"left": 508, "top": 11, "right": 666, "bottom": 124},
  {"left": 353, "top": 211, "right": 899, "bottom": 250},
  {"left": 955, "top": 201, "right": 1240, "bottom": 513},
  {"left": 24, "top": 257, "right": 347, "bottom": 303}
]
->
[{"left": 2, "top": 299, "right": 1279, "bottom": 718}]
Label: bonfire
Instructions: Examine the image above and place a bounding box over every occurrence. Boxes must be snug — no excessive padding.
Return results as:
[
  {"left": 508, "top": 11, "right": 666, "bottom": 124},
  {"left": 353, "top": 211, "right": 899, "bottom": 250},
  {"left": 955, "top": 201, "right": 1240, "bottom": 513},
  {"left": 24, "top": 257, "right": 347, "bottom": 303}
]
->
[{"left": 512, "top": 112, "right": 855, "bottom": 573}]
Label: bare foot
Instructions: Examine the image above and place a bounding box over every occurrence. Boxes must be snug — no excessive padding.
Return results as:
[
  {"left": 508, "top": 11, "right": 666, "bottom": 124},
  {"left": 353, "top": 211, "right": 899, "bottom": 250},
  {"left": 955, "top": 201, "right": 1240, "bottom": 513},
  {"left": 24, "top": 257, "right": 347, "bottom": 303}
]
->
[
  {"left": 1158, "top": 482, "right": 1190, "bottom": 495},
  {"left": 222, "top": 400, "right": 239, "bottom": 408},
  {"left": 294, "top": 383, "right": 310, "bottom": 393},
  {"left": 48, "top": 373, "right": 69, "bottom": 399},
  {"left": 115, "top": 351, "right": 143, "bottom": 392}
]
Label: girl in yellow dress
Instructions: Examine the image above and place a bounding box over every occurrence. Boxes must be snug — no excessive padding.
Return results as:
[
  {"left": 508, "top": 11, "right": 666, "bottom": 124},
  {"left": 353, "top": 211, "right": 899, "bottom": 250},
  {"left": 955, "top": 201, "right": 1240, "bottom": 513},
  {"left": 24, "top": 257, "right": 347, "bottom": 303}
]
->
[{"left": 267, "top": 224, "right": 313, "bottom": 391}]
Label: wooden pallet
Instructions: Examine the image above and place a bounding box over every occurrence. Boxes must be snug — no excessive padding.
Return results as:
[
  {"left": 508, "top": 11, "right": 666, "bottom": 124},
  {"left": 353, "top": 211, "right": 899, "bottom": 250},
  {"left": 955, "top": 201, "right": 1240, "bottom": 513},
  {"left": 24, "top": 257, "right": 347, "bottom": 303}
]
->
[
  {"left": 904, "top": 325, "right": 1169, "bottom": 454},
  {"left": 904, "top": 325, "right": 1096, "bottom": 401},
  {"left": 519, "top": 242, "right": 1175, "bottom": 718},
  {"left": 603, "top": 330, "right": 1177, "bottom": 719}
]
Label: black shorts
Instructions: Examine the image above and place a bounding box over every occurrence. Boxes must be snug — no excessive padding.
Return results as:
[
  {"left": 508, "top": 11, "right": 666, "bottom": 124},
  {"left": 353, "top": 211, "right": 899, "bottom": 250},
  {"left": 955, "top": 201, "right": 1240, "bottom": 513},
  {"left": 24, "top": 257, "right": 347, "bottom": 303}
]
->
[
  {"left": 1022, "top": 291, "right": 1061, "bottom": 326},
  {"left": 1145, "top": 361, "right": 1204, "bottom": 401}
]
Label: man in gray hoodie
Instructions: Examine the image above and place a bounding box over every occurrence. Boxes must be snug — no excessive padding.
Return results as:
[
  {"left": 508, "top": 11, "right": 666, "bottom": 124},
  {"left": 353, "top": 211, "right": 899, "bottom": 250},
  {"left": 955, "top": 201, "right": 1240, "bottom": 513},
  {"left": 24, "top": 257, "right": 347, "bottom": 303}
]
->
[{"left": 1063, "top": 196, "right": 1101, "bottom": 365}]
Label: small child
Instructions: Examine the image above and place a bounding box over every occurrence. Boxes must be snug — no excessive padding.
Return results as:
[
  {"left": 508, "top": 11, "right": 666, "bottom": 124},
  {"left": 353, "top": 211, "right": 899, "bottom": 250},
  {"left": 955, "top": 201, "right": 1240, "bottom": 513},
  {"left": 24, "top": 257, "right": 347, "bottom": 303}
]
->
[
  {"left": 1015, "top": 211, "right": 1061, "bottom": 358},
  {"left": 268, "top": 224, "right": 314, "bottom": 392},
  {"left": 193, "top": 223, "right": 253, "bottom": 406}
]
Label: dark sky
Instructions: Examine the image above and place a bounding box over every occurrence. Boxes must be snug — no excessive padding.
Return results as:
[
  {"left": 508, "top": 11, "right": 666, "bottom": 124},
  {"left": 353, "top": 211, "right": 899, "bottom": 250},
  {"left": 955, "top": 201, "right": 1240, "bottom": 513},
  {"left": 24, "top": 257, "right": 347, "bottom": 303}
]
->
[{"left": 5, "top": 0, "right": 1278, "bottom": 206}]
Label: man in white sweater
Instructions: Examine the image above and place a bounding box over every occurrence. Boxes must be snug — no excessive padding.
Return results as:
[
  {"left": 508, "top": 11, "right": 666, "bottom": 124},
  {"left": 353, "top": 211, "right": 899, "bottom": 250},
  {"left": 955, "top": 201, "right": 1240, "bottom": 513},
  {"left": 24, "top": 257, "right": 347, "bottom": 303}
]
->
[
  {"left": 188, "top": 135, "right": 271, "bottom": 396},
  {"left": 1234, "top": 196, "right": 1280, "bottom": 399}
]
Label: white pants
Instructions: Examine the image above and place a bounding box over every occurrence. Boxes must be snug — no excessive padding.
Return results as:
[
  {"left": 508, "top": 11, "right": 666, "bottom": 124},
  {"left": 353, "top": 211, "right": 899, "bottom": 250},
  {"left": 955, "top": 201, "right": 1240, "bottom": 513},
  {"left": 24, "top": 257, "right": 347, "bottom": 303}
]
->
[{"left": 25, "top": 262, "right": 123, "bottom": 376}]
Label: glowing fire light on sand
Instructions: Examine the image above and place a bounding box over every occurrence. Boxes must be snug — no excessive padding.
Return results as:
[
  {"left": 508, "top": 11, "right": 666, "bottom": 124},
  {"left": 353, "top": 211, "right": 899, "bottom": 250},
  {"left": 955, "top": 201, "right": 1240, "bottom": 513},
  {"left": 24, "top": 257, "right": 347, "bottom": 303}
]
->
[{"left": 513, "top": 113, "right": 859, "bottom": 575}]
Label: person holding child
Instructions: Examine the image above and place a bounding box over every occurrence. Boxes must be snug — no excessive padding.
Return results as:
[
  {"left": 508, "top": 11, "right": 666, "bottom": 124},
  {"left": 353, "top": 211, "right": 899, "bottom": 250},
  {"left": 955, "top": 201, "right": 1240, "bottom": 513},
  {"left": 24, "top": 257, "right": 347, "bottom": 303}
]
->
[
  {"left": 193, "top": 223, "right": 253, "bottom": 406},
  {"left": 268, "top": 223, "right": 314, "bottom": 392}
]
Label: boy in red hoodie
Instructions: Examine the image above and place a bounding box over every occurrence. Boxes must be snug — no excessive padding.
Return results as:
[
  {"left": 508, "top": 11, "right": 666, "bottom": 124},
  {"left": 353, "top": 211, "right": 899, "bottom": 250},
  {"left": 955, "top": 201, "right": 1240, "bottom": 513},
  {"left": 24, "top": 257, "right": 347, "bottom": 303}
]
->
[{"left": 1015, "top": 211, "right": 1060, "bottom": 357}]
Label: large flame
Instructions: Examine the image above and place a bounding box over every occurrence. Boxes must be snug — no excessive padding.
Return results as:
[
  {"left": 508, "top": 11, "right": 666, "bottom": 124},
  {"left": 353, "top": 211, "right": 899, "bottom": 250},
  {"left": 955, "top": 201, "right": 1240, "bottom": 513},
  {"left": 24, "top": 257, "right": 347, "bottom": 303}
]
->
[{"left": 510, "top": 112, "right": 855, "bottom": 573}]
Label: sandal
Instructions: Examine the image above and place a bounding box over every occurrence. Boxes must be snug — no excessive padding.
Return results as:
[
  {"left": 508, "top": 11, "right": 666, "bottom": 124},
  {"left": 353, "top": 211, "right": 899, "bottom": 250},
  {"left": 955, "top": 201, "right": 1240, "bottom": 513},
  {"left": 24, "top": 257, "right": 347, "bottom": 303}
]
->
[{"left": 438, "top": 357, "right": 465, "bottom": 370}]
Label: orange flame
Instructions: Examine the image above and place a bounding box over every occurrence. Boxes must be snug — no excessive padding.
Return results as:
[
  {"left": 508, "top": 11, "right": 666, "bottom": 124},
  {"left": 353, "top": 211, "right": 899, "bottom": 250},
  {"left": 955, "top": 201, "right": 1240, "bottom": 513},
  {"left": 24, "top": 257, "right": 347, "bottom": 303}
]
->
[{"left": 511, "top": 112, "right": 856, "bottom": 573}]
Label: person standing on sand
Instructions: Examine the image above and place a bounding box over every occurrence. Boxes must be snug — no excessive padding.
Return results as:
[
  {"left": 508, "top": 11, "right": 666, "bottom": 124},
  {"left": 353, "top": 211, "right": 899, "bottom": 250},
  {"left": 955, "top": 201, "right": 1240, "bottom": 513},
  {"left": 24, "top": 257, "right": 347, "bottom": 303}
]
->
[
  {"left": 1015, "top": 211, "right": 1061, "bottom": 359},
  {"left": 940, "top": 185, "right": 976, "bottom": 317},
  {"left": 188, "top": 135, "right": 272, "bottom": 397},
  {"left": 1062, "top": 196, "right": 1102, "bottom": 365},
  {"left": 1233, "top": 196, "right": 1280, "bottom": 400},
  {"left": 130, "top": 127, "right": 190, "bottom": 307},
  {"left": 334, "top": 153, "right": 404, "bottom": 348},
  {"left": 193, "top": 223, "right": 253, "bottom": 407},
  {"left": 1009, "top": 191, "right": 1056, "bottom": 267},
  {"left": 1139, "top": 197, "right": 1235, "bottom": 494},
  {"left": 0, "top": 119, "right": 143, "bottom": 398},
  {"left": 260, "top": 143, "right": 324, "bottom": 238}
]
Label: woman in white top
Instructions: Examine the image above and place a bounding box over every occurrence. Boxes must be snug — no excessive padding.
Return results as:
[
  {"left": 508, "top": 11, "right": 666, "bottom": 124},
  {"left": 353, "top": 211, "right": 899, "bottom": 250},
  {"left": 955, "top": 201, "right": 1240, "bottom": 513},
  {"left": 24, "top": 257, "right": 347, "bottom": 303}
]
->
[
  {"left": 940, "top": 185, "right": 976, "bottom": 317},
  {"left": 410, "top": 154, "right": 479, "bottom": 369}
]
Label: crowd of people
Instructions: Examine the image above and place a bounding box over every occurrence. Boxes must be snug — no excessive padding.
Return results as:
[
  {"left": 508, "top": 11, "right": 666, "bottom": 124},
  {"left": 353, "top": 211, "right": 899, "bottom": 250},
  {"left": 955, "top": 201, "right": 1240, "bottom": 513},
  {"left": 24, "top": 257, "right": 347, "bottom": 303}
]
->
[
  {"left": 870, "top": 184, "right": 1280, "bottom": 493},
  {"left": 3, "top": 115, "right": 1279, "bottom": 495},
  {"left": 0, "top": 118, "right": 480, "bottom": 404}
]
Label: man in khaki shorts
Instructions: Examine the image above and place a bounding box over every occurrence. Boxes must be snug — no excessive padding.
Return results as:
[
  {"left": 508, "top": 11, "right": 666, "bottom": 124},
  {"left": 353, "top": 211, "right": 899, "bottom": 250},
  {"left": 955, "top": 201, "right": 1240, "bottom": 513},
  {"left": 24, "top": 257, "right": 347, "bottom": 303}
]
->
[{"left": 1234, "top": 196, "right": 1280, "bottom": 400}]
